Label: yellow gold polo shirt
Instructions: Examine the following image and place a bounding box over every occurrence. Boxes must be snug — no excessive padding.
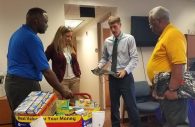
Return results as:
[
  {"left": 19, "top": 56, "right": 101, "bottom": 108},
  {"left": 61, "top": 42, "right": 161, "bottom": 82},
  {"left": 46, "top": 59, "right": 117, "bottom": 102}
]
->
[{"left": 147, "top": 24, "right": 187, "bottom": 83}]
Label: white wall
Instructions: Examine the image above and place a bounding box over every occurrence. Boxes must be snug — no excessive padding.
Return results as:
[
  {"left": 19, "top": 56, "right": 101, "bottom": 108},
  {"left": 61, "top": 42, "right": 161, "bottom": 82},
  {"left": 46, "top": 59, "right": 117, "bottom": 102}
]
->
[
  {"left": 0, "top": 0, "right": 66, "bottom": 95},
  {"left": 76, "top": 23, "right": 100, "bottom": 103}
]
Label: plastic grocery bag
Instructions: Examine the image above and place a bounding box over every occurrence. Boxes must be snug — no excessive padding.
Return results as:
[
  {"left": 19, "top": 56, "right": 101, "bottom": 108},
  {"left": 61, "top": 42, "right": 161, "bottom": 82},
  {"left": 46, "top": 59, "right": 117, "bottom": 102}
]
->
[
  {"left": 30, "top": 116, "right": 47, "bottom": 127},
  {"left": 153, "top": 71, "right": 195, "bottom": 99},
  {"left": 92, "top": 111, "right": 105, "bottom": 127}
]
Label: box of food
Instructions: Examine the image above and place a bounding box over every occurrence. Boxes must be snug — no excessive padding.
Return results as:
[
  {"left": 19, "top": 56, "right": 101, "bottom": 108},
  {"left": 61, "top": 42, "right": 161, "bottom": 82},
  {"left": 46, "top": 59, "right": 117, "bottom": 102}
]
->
[
  {"left": 15, "top": 92, "right": 100, "bottom": 127},
  {"left": 15, "top": 111, "right": 93, "bottom": 127},
  {"left": 55, "top": 100, "right": 76, "bottom": 116},
  {"left": 75, "top": 99, "right": 99, "bottom": 110},
  {"left": 14, "top": 91, "right": 57, "bottom": 116}
]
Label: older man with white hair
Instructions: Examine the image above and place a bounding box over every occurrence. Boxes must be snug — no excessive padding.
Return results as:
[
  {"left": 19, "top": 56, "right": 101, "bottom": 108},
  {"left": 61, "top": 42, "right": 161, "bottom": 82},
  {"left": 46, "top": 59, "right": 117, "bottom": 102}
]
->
[{"left": 147, "top": 6, "right": 189, "bottom": 127}]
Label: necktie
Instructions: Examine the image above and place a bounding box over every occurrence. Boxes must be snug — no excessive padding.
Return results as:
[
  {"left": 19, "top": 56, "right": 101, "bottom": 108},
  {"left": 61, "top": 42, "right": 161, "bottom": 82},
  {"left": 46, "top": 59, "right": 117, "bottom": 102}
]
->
[{"left": 111, "top": 38, "right": 118, "bottom": 72}]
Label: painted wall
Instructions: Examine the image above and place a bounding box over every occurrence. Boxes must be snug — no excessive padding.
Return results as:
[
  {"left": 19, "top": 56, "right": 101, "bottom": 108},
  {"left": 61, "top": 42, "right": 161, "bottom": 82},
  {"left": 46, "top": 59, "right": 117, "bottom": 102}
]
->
[
  {"left": 0, "top": 0, "right": 66, "bottom": 96},
  {"left": 75, "top": 23, "right": 100, "bottom": 103}
]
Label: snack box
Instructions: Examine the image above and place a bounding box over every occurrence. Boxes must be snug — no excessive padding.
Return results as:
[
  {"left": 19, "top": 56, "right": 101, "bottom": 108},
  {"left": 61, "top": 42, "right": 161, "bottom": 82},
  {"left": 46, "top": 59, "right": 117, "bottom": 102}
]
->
[
  {"left": 15, "top": 91, "right": 100, "bottom": 127},
  {"left": 75, "top": 99, "right": 99, "bottom": 110},
  {"left": 14, "top": 91, "right": 57, "bottom": 116},
  {"left": 56, "top": 100, "right": 76, "bottom": 116},
  {"left": 15, "top": 110, "right": 95, "bottom": 127}
]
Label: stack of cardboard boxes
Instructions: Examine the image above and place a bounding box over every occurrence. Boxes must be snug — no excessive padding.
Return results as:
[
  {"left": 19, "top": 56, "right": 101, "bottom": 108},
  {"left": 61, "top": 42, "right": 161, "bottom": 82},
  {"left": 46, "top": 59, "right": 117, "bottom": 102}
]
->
[{"left": 14, "top": 91, "right": 100, "bottom": 127}]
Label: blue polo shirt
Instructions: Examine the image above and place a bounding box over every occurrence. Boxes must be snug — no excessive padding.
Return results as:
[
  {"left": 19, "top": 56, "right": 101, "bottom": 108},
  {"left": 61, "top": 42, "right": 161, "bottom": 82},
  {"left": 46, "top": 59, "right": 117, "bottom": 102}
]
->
[{"left": 7, "top": 25, "right": 50, "bottom": 81}]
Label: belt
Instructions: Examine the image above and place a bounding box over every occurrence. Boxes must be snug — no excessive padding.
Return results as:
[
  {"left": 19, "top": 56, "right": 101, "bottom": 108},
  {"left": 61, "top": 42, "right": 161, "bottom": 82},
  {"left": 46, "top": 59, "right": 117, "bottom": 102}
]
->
[{"left": 6, "top": 74, "right": 38, "bottom": 81}]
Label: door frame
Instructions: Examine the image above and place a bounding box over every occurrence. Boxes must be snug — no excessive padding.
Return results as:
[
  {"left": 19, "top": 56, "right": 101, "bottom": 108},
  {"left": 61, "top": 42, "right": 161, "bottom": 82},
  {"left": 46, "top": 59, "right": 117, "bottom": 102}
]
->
[{"left": 97, "top": 13, "right": 112, "bottom": 110}]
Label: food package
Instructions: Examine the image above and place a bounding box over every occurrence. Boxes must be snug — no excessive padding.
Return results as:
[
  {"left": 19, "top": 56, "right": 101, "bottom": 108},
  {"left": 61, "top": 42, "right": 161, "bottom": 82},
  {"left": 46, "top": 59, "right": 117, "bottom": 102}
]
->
[
  {"left": 14, "top": 91, "right": 57, "bottom": 116},
  {"left": 75, "top": 99, "right": 98, "bottom": 110},
  {"left": 56, "top": 100, "right": 75, "bottom": 116}
]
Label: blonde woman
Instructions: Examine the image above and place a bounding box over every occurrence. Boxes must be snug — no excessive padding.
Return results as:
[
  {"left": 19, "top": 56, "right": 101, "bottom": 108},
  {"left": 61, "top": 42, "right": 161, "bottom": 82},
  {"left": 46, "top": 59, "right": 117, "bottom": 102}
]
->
[{"left": 45, "top": 26, "right": 81, "bottom": 99}]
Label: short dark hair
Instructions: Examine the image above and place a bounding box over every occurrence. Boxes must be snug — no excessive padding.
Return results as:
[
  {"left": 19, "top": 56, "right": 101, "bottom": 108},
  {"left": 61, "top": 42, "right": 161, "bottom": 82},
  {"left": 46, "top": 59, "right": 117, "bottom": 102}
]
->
[{"left": 26, "top": 7, "right": 46, "bottom": 18}]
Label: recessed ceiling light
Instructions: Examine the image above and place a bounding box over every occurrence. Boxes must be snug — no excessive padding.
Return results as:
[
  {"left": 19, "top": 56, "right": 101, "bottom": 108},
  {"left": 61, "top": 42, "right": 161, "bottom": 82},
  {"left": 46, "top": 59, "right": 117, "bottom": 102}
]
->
[{"left": 65, "top": 19, "right": 83, "bottom": 29}]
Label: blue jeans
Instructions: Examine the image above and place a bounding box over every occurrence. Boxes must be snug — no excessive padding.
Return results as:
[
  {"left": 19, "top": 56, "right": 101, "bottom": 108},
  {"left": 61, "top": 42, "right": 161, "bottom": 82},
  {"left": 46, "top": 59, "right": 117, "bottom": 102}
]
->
[{"left": 109, "top": 73, "right": 141, "bottom": 127}]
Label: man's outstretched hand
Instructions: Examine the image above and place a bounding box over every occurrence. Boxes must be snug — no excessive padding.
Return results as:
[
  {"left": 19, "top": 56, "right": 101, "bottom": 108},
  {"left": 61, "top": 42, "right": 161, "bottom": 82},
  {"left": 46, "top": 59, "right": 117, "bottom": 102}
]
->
[{"left": 61, "top": 90, "right": 74, "bottom": 99}]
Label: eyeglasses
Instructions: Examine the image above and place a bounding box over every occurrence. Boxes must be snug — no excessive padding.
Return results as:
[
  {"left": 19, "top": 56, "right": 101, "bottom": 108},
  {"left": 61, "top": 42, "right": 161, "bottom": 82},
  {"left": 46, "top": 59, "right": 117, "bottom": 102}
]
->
[{"left": 149, "top": 18, "right": 159, "bottom": 29}]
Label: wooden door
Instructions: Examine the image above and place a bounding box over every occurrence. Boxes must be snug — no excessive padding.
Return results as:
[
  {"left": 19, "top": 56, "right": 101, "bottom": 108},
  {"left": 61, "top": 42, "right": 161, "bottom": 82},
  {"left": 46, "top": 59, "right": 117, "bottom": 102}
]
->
[
  {"left": 0, "top": 96, "right": 12, "bottom": 125},
  {"left": 186, "top": 34, "right": 195, "bottom": 70},
  {"left": 103, "top": 28, "right": 112, "bottom": 107}
]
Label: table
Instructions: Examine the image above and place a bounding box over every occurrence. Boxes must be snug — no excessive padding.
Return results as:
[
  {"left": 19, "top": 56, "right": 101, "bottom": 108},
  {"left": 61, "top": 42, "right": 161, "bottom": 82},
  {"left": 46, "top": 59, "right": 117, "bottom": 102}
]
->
[{"left": 0, "top": 96, "right": 12, "bottom": 126}]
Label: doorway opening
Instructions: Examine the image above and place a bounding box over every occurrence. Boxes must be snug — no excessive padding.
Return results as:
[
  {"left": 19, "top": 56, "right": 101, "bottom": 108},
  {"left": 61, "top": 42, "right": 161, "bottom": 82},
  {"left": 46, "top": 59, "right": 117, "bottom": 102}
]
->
[{"left": 64, "top": 4, "right": 117, "bottom": 109}]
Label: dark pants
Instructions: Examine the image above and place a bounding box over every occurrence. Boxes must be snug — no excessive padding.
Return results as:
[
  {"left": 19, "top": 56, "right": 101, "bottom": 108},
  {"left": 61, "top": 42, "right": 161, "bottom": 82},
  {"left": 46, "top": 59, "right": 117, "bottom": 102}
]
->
[
  {"left": 160, "top": 99, "right": 189, "bottom": 127},
  {"left": 109, "top": 73, "right": 141, "bottom": 127},
  {"left": 4, "top": 74, "right": 41, "bottom": 127}
]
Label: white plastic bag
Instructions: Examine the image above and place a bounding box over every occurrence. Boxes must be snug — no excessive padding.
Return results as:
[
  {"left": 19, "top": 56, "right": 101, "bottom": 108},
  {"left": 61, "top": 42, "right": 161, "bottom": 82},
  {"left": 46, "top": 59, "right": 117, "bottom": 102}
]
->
[
  {"left": 92, "top": 111, "right": 105, "bottom": 127},
  {"left": 30, "top": 116, "right": 47, "bottom": 127}
]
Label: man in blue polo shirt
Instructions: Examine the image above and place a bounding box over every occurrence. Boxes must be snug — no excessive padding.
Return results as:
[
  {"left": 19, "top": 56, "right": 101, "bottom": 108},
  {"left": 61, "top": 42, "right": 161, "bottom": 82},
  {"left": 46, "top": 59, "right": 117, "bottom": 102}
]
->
[{"left": 5, "top": 7, "right": 73, "bottom": 126}]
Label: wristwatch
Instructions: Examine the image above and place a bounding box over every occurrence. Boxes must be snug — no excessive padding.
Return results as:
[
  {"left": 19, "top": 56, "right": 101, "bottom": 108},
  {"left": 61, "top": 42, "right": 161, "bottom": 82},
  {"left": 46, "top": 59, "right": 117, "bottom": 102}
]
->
[{"left": 169, "top": 88, "right": 177, "bottom": 92}]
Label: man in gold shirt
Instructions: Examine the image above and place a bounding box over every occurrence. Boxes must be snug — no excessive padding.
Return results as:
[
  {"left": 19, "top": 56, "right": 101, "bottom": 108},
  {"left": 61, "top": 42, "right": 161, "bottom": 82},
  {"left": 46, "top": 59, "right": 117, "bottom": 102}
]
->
[{"left": 147, "top": 6, "right": 188, "bottom": 127}]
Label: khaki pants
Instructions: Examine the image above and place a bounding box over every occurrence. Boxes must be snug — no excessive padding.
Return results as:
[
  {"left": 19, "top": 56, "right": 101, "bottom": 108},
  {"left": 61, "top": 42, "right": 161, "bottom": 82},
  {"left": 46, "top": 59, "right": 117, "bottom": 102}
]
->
[{"left": 54, "top": 77, "right": 80, "bottom": 99}]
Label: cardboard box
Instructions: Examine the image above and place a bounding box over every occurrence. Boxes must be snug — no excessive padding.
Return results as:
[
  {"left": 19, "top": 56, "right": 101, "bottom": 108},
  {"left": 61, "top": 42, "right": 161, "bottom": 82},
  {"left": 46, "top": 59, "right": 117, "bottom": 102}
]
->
[
  {"left": 56, "top": 100, "right": 75, "bottom": 116},
  {"left": 15, "top": 113, "right": 92, "bottom": 127},
  {"left": 14, "top": 91, "right": 57, "bottom": 116},
  {"left": 15, "top": 107, "right": 100, "bottom": 127},
  {"left": 41, "top": 98, "right": 56, "bottom": 116},
  {"left": 14, "top": 92, "right": 101, "bottom": 127},
  {"left": 75, "top": 99, "right": 98, "bottom": 110}
]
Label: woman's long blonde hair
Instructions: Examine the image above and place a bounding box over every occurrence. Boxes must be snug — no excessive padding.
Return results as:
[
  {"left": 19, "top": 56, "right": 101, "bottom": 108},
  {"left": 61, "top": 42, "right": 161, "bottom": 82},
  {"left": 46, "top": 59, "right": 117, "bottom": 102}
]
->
[{"left": 52, "top": 26, "right": 75, "bottom": 54}]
